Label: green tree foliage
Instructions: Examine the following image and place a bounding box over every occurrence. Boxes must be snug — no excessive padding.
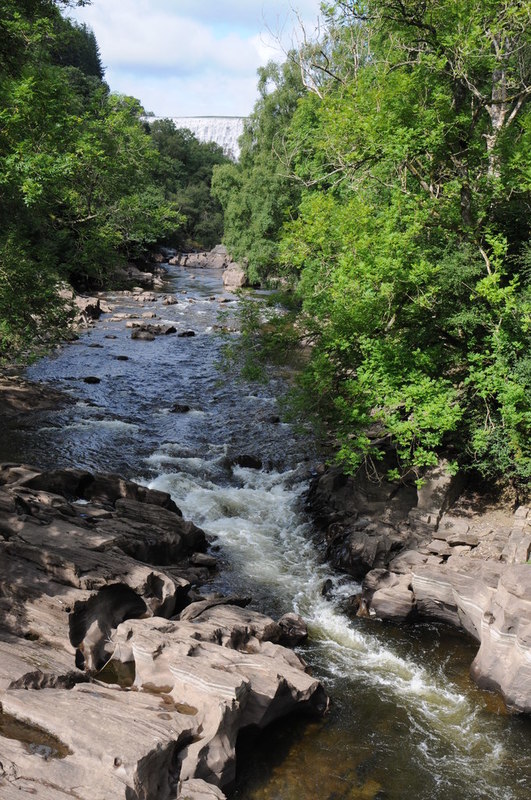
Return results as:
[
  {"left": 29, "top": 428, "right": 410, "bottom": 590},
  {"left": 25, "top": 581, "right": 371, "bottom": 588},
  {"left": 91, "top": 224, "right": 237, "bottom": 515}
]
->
[
  {"left": 49, "top": 13, "right": 104, "bottom": 79},
  {"left": 146, "top": 119, "right": 229, "bottom": 250},
  {"left": 0, "top": 0, "right": 181, "bottom": 355},
  {"left": 219, "top": 0, "right": 531, "bottom": 488},
  {"left": 212, "top": 58, "right": 306, "bottom": 284}
]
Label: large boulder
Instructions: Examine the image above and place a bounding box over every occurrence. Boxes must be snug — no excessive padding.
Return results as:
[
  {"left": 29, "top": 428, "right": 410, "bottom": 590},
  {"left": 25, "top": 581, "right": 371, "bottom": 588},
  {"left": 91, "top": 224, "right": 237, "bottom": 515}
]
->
[
  {"left": 110, "top": 610, "right": 327, "bottom": 789},
  {"left": 121, "top": 263, "right": 155, "bottom": 287},
  {"left": 222, "top": 263, "right": 247, "bottom": 289},
  {"left": 173, "top": 245, "right": 232, "bottom": 271},
  {"left": 307, "top": 462, "right": 419, "bottom": 579}
]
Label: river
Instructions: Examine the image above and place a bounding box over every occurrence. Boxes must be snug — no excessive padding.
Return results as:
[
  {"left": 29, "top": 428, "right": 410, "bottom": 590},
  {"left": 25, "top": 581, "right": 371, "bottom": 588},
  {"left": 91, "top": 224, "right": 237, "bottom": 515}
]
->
[{"left": 2, "top": 263, "right": 531, "bottom": 800}]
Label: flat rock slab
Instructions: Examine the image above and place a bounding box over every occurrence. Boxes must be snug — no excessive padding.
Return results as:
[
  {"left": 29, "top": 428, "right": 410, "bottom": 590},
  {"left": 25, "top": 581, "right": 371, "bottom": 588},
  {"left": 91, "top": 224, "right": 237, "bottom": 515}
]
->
[
  {"left": 0, "top": 466, "right": 327, "bottom": 799},
  {"left": 0, "top": 376, "right": 73, "bottom": 418},
  {"left": 1, "top": 684, "right": 195, "bottom": 800}
]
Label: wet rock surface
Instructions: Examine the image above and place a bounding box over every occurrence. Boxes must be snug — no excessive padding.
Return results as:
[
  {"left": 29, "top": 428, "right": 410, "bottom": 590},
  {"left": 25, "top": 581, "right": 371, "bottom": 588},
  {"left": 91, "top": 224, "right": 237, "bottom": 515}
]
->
[
  {"left": 0, "top": 375, "right": 73, "bottom": 418},
  {"left": 0, "top": 466, "right": 327, "bottom": 800},
  {"left": 309, "top": 462, "right": 531, "bottom": 713}
]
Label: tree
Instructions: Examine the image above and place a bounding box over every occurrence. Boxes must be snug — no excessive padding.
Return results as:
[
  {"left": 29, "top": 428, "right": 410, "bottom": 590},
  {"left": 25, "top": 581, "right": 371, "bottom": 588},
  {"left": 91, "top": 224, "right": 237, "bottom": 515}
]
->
[
  {"left": 50, "top": 17, "right": 104, "bottom": 80},
  {"left": 0, "top": 0, "right": 181, "bottom": 354},
  {"left": 212, "top": 57, "right": 306, "bottom": 283},
  {"left": 218, "top": 0, "right": 531, "bottom": 490},
  {"left": 147, "top": 119, "right": 229, "bottom": 249},
  {"left": 285, "top": 0, "right": 531, "bottom": 486}
]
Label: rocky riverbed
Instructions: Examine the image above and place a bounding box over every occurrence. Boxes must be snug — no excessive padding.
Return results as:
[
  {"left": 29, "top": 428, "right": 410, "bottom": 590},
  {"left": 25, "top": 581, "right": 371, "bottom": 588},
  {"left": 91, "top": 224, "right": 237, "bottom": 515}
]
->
[
  {"left": 0, "top": 251, "right": 326, "bottom": 799},
  {"left": 309, "top": 460, "right": 531, "bottom": 713}
]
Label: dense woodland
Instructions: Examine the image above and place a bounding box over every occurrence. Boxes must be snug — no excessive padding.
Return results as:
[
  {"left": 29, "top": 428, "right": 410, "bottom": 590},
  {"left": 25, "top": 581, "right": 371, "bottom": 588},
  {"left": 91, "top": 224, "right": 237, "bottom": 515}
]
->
[
  {"left": 213, "top": 0, "right": 531, "bottom": 491},
  {"left": 1, "top": 0, "right": 530, "bottom": 491},
  {"left": 0, "top": 0, "right": 227, "bottom": 355}
]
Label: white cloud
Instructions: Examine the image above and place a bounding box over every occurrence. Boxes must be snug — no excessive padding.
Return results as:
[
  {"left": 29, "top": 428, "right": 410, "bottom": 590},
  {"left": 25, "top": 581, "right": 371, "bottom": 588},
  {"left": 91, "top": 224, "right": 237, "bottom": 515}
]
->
[
  {"left": 106, "top": 68, "right": 261, "bottom": 117},
  {"left": 67, "top": 0, "right": 323, "bottom": 115}
]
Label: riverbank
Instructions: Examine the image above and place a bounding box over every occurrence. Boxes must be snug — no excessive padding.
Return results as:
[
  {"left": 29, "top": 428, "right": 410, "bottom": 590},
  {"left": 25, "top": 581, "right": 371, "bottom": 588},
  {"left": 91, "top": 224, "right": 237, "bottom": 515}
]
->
[
  {"left": 0, "top": 252, "right": 328, "bottom": 800},
  {"left": 308, "top": 462, "right": 531, "bottom": 713},
  {"left": 2, "top": 254, "right": 531, "bottom": 799},
  {"left": 0, "top": 467, "right": 326, "bottom": 800}
]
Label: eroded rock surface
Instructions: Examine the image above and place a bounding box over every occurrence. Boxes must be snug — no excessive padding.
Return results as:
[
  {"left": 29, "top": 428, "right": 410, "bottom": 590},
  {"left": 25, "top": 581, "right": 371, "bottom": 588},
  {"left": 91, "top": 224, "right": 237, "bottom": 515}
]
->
[
  {"left": 309, "top": 461, "right": 531, "bottom": 713},
  {"left": 0, "top": 466, "right": 327, "bottom": 800},
  {"left": 170, "top": 245, "right": 231, "bottom": 272}
]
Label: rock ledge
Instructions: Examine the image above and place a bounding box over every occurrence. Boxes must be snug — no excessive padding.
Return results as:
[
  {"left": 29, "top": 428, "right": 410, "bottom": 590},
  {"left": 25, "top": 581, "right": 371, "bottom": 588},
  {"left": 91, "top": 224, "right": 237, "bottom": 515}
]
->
[
  {"left": 308, "top": 461, "right": 531, "bottom": 713},
  {"left": 0, "top": 465, "right": 327, "bottom": 800}
]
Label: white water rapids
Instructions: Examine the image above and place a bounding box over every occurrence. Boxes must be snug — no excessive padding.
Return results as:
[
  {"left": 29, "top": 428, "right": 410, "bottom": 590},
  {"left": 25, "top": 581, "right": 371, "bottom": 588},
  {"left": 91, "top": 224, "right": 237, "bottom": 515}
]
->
[{"left": 147, "top": 456, "right": 528, "bottom": 800}]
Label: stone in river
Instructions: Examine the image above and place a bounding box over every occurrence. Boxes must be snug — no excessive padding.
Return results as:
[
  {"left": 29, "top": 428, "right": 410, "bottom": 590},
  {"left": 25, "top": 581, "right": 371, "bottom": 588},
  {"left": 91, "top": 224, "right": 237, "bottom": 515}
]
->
[
  {"left": 278, "top": 612, "right": 308, "bottom": 646},
  {"left": 170, "top": 403, "right": 191, "bottom": 413},
  {"left": 222, "top": 263, "right": 247, "bottom": 289},
  {"left": 83, "top": 376, "right": 101, "bottom": 384},
  {"left": 131, "top": 329, "right": 155, "bottom": 341},
  {"left": 230, "top": 455, "right": 263, "bottom": 470},
  {"left": 178, "top": 330, "right": 196, "bottom": 337}
]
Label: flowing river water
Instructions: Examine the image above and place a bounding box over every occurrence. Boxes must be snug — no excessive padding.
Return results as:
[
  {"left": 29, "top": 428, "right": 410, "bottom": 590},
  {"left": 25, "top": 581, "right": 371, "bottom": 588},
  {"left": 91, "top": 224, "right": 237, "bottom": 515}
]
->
[{"left": 2, "top": 264, "right": 531, "bottom": 799}]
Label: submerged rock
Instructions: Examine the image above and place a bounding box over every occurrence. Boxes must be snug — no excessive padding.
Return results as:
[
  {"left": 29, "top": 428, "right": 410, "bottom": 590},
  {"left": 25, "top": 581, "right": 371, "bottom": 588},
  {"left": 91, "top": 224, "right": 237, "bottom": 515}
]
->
[
  {"left": 0, "top": 376, "right": 73, "bottom": 418},
  {"left": 230, "top": 455, "right": 263, "bottom": 470},
  {"left": 170, "top": 403, "right": 191, "bottom": 413}
]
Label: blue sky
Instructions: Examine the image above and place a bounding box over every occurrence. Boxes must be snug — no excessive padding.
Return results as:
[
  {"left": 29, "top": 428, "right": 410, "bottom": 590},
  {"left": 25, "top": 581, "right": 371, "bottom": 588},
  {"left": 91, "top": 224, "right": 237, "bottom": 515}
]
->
[{"left": 67, "top": 1, "right": 323, "bottom": 117}]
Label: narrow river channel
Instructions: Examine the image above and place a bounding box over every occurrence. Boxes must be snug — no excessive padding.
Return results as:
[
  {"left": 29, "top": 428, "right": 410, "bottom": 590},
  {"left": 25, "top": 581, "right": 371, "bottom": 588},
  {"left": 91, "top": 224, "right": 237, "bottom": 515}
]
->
[{"left": 2, "top": 264, "right": 531, "bottom": 800}]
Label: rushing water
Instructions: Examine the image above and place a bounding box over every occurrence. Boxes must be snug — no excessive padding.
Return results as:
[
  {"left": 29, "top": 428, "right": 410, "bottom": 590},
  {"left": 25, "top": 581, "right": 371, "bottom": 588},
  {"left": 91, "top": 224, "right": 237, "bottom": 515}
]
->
[{"left": 3, "top": 264, "right": 531, "bottom": 800}]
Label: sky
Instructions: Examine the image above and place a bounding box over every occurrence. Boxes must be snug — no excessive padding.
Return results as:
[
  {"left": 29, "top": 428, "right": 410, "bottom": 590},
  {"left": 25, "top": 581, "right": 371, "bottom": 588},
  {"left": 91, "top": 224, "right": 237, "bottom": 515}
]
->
[{"left": 67, "top": 1, "right": 324, "bottom": 117}]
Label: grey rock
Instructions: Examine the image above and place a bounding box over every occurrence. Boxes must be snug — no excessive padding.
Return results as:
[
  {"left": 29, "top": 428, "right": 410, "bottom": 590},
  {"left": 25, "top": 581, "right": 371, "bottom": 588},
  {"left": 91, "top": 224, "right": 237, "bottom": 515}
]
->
[
  {"left": 0, "top": 466, "right": 327, "bottom": 799},
  {"left": 278, "top": 612, "right": 308, "bottom": 645},
  {"left": 131, "top": 329, "right": 155, "bottom": 341},
  {"left": 222, "top": 263, "right": 247, "bottom": 289}
]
